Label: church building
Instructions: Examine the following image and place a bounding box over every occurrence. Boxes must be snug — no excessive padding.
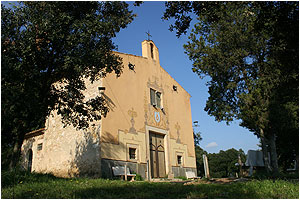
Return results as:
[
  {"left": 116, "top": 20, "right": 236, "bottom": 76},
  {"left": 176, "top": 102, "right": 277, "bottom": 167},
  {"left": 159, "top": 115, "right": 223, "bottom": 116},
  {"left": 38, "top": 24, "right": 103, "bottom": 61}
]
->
[{"left": 21, "top": 40, "right": 197, "bottom": 180}]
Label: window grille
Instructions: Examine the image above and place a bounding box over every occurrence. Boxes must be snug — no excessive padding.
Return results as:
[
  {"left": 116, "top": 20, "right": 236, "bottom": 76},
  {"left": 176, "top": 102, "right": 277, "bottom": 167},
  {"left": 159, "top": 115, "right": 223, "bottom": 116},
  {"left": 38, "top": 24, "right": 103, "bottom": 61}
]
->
[
  {"left": 129, "top": 148, "right": 136, "bottom": 160},
  {"left": 177, "top": 155, "right": 182, "bottom": 165},
  {"left": 37, "top": 143, "right": 43, "bottom": 151}
]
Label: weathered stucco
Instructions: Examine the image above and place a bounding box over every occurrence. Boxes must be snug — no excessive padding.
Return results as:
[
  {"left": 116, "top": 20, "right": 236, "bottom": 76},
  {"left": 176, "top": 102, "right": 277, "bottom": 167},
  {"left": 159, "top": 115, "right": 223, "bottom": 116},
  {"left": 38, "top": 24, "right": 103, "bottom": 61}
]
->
[
  {"left": 21, "top": 40, "right": 197, "bottom": 179},
  {"left": 21, "top": 79, "right": 103, "bottom": 178}
]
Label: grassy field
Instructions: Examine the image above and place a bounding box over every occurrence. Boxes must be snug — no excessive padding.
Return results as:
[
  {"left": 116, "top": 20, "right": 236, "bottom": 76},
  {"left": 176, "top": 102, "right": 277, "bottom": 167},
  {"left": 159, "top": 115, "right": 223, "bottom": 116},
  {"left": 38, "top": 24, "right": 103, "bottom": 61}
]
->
[{"left": 1, "top": 170, "right": 299, "bottom": 199}]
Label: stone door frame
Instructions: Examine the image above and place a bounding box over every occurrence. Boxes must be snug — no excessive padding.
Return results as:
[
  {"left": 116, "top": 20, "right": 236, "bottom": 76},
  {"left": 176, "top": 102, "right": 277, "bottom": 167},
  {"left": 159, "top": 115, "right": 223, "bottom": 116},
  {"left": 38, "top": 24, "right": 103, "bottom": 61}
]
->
[{"left": 145, "top": 125, "right": 170, "bottom": 180}]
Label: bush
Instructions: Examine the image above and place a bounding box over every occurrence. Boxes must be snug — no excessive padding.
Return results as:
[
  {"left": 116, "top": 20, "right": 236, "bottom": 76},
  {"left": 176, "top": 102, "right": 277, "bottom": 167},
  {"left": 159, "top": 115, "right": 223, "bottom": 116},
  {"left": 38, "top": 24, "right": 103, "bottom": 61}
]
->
[
  {"left": 252, "top": 169, "right": 299, "bottom": 180},
  {"left": 252, "top": 169, "right": 272, "bottom": 180},
  {"left": 135, "top": 174, "right": 143, "bottom": 181}
]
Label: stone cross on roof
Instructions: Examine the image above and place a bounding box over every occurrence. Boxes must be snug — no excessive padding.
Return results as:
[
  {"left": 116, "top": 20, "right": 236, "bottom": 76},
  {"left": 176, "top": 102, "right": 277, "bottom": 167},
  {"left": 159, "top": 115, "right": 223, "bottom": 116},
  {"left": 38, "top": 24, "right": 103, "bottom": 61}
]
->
[{"left": 146, "top": 30, "right": 152, "bottom": 41}]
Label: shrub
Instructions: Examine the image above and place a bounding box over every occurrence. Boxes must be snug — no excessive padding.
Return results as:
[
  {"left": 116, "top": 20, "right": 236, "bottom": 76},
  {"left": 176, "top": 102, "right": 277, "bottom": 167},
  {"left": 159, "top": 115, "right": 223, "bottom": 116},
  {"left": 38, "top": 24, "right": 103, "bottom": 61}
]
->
[
  {"left": 135, "top": 174, "right": 143, "bottom": 181},
  {"left": 252, "top": 169, "right": 299, "bottom": 181}
]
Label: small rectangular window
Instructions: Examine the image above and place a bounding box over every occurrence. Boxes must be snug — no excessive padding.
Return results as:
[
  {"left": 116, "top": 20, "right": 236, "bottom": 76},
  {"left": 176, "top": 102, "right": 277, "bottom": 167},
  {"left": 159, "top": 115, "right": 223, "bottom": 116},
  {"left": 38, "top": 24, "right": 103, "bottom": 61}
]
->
[
  {"left": 37, "top": 143, "right": 43, "bottom": 151},
  {"left": 129, "top": 148, "right": 136, "bottom": 160},
  {"left": 177, "top": 155, "right": 182, "bottom": 165}
]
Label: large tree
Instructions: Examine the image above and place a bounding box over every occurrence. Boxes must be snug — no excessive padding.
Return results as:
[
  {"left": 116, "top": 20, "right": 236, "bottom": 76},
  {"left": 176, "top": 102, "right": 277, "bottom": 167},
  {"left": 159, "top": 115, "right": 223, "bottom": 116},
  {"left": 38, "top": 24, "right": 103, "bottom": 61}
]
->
[
  {"left": 265, "top": 2, "right": 299, "bottom": 171},
  {"left": 163, "top": 1, "right": 298, "bottom": 174},
  {"left": 2, "top": 1, "right": 134, "bottom": 169}
]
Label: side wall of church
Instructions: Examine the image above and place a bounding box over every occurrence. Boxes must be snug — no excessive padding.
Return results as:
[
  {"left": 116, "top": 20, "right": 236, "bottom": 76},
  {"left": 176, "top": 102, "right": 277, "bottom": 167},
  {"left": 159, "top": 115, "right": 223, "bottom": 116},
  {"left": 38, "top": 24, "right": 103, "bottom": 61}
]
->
[{"left": 21, "top": 79, "right": 103, "bottom": 178}]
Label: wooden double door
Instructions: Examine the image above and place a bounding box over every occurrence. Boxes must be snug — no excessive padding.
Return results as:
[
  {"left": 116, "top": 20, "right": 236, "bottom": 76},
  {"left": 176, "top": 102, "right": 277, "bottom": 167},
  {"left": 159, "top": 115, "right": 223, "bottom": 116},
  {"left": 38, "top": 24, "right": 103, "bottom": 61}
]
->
[{"left": 149, "top": 132, "right": 166, "bottom": 178}]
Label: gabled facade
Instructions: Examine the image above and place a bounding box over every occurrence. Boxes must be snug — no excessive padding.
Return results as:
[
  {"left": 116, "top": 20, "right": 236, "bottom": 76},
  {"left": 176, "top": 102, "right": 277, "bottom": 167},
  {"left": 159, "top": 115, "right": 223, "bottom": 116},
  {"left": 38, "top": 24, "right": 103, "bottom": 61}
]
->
[{"left": 21, "top": 40, "right": 197, "bottom": 180}]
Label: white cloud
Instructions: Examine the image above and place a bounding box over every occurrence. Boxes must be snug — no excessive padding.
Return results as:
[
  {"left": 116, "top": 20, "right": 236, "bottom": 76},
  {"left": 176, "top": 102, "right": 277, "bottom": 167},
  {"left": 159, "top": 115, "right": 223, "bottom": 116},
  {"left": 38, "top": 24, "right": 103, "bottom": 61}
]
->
[{"left": 205, "top": 142, "right": 218, "bottom": 148}]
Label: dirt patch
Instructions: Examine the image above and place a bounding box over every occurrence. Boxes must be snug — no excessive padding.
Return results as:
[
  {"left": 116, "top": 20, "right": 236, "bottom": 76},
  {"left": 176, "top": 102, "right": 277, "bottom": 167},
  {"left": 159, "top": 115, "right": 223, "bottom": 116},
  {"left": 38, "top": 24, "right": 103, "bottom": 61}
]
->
[
  {"left": 210, "top": 178, "right": 238, "bottom": 184},
  {"left": 184, "top": 178, "right": 250, "bottom": 185}
]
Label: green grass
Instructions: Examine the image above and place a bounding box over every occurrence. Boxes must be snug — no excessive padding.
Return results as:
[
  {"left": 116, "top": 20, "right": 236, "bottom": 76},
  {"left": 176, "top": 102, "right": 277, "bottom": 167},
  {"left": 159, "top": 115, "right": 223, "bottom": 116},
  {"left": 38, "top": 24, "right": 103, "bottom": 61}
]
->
[
  {"left": 175, "top": 176, "right": 188, "bottom": 180},
  {"left": 1, "top": 170, "right": 299, "bottom": 199}
]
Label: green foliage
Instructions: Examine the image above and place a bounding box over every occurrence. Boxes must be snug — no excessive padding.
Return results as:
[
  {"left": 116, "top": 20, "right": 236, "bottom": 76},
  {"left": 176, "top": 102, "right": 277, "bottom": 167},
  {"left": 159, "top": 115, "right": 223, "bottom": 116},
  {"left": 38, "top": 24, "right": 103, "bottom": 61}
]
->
[
  {"left": 193, "top": 130, "right": 202, "bottom": 146},
  {"left": 1, "top": 1, "right": 134, "bottom": 168},
  {"left": 207, "top": 148, "right": 246, "bottom": 178},
  {"left": 266, "top": 2, "right": 299, "bottom": 169},
  {"left": 135, "top": 174, "right": 143, "bottom": 181},
  {"left": 251, "top": 169, "right": 272, "bottom": 180},
  {"left": 193, "top": 129, "right": 206, "bottom": 177},
  {"left": 194, "top": 145, "right": 207, "bottom": 177},
  {"left": 1, "top": 170, "right": 298, "bottom": 199},
  {"left": 194, "top": 147, "right": 246, "bottom": 178},
  {"left": 1, "top": 145, "right": 13, "bottom": 170}
]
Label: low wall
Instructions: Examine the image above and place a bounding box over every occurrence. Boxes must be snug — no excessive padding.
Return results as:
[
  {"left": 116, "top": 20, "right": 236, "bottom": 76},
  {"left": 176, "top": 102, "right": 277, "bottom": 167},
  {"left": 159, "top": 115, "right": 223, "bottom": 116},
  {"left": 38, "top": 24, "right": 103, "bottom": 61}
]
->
[
  {"left": 101, "top": 158, "right": 147, "bottom": 179},
  {"left": 172, "top": 166, "right": 197, "bottom": 178}
]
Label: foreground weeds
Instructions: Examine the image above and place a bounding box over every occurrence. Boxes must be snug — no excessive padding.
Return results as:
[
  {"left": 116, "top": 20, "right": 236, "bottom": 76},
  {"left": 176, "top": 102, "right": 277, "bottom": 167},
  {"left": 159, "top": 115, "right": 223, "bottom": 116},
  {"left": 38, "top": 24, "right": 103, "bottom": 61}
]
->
[{"left": 1, "top": 170, "right": 299, "bottom": 199}]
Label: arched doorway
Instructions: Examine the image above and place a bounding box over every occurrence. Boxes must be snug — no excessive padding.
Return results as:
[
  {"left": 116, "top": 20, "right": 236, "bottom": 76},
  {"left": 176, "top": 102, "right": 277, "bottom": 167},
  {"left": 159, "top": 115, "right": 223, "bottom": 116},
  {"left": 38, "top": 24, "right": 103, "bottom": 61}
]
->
[{"left": 28, "top": 149, "right": 33, "bottom": 172}]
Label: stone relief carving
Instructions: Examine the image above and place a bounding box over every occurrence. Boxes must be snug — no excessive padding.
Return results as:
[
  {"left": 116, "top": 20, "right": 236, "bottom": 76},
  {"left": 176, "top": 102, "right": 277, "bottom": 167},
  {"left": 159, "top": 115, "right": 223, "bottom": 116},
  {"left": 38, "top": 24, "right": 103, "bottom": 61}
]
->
[
  {"left": 143, "top": 92, "right": 148, "bottom": 124},
  {"left": 147, "top": 76, "right": 163, "bottom": 92},
  {"left": 88, "top": 123, "right": 101, "bottom": 142},
  {"left": 128, "top": 107, "right": 138, "bottom": 134},
  {"left": 148, "top": 108, "right": 168, "bottom": 129},
  {"left": 138, "top": 92, "right": 149, "bottom": 133},
  {"left": 175, "top": 122, "right": 181, "bottom": 143}
]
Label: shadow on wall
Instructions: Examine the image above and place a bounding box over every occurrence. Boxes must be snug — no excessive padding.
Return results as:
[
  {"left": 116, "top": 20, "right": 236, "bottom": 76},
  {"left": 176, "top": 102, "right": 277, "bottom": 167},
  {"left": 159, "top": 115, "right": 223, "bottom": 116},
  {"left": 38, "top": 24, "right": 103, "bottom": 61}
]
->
[
  {"left": 68, "top": 126, "right": 102, "bottom": 178},
  {"left": 100, "top": 131, "right": 130, "bottom": 179},
  {"left": 101, "top": 131, "right": 128, "bottom": 161},
  {"left": 99, "top": 131, "right": 148, "bottom": 179},
  {"left": 68, "top": 127, "right": 128, "bottom": 178},
  {"left": 102, "top": 93, "right": 116, "bottom": 112},
  {"left": 67, "top": 92, "right": 118, "bottom": 177}
]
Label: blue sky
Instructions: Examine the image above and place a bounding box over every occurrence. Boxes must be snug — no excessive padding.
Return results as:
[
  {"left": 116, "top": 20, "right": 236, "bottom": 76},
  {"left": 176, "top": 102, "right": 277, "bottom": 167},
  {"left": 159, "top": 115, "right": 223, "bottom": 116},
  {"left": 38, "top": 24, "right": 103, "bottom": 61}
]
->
[
  {"left": 113, "top": 1, "right": 260, "bottom": 154},
  {"left": 2, "top": 1, "right": 260, "bottom": 154}
]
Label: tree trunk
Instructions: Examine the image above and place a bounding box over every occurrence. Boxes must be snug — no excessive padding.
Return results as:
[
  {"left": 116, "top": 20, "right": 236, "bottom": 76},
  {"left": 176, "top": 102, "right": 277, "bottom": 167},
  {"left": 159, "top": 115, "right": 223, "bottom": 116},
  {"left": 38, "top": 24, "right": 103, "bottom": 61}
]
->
[
  {"left": 9, "top": 133, "right": 24, "bottom": 170},
  {"left": 260, "top": 129, "right": 272, "bottom": 173},
  {"left": 296, "top": 154, "right": 299, "bottom": 172},
  {"left": 268, "top": 132, "right": 279, "bottom": 174},
  {"left": 238, "top": 155, "right": 243, "bottom": 177}
]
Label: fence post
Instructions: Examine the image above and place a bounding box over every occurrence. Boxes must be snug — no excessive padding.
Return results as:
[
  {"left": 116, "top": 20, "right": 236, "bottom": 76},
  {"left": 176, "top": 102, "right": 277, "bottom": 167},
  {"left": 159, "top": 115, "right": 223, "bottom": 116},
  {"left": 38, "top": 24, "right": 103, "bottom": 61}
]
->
[{"left": 203, "top": 154, "right": 210, "bottom": 179}]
